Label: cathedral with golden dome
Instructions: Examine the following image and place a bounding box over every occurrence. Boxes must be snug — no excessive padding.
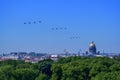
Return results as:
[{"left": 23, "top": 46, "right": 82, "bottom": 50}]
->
[{"left": 89, "top": 41, "right": 97, "bottom": 54}]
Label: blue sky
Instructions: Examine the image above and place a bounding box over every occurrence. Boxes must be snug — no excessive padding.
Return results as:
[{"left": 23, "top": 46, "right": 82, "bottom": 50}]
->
[{"left": 0, "top": 0, "right": 120, "bottom": 54}]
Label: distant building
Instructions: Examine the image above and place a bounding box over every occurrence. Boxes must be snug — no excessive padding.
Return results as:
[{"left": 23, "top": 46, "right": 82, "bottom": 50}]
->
[{"left": 51, "top": 55, "right": 59, "bottom": 61}]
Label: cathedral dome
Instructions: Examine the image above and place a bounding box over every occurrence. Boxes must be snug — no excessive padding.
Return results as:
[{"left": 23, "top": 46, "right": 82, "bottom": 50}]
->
[{"left": 90, "top": 42, "right": 95, "bottom": 47}]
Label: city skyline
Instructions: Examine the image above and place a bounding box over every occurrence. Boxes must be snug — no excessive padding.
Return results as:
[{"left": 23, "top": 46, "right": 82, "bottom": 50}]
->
[{"left": 0, "top": 0, "right": 120, "bottom": 54}]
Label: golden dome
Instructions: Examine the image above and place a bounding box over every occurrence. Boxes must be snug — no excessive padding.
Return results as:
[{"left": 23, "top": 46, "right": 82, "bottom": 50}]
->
[{"left": 90, "top": 41, "right": 95, "bottom": 47}]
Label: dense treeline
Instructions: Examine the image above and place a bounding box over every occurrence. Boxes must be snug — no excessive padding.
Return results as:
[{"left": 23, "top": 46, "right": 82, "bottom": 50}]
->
[{"left": 0, "top": 56, "right": 120, "bottom": 80}]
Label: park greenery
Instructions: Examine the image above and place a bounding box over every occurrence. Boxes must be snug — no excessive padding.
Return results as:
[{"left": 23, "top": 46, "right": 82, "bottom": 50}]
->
[{"left": 0, "top": 56, "right": 120, "bottom": 80}]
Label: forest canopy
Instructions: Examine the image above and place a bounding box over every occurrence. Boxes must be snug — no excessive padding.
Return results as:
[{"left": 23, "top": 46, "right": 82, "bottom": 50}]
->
[{"left": 0, "top": 56, "right": 120, "bottom": 80}]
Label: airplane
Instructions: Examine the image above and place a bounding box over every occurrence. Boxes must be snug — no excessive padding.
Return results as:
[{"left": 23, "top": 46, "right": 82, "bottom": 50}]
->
[
  {"left": 55, "top": 28, "right": 58, "bottom": 30},
  {"left": 24, "top": 22, "right": 26, "bottom": 24},
  {"left": 33, "top": 21, "right": 36, "bottom": 24},
  {"left": 28, "top": 22, "right": 31, "bottom": 24},
  {"left": 38, "top": 21, "right": 42, "bottom": 23},
  {"left": 64, "top": 27, "right": 67, "bottom": 30}
]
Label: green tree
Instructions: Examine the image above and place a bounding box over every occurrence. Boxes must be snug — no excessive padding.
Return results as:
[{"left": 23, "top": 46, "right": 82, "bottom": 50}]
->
[
  {"left": 51, "top": 64, "right": 62, "bottom": 80},
  {"left": 57, "top": 56, "right": 81, "bottom": 64},
  {"left": 12, "top": 68, "right": 38, "bottom": 80},
  {"left": 89, "top": 62, "right": 108, "bottom": 78},
  {"left": 93, "top": 71, "right": 120, "bottom": 80},
  {"left": 0, "top": 65, "right": 14, "bottom": 80},
  {"left": 37, "top": 59, "right": 53, "bottom": 77},
  {"left": 16, "top": 63, "right": 32, "bottom": 69},
  {"left": 110, "top": 63, "right": 120, "bottom": 71},
  {"left": 35, "top": 73, "right": 49, "bottom": 80},
  {"left": 61, "top": 61, "right": 90, "bottom": 80}
]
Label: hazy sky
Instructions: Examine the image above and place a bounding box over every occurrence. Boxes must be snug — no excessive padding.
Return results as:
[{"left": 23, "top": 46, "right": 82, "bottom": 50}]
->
[{"left": 0, "top": 0, "right": 120, "bottom": 54}]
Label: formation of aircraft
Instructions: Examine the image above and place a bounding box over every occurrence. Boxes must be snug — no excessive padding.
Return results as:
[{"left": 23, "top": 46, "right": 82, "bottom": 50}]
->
[
  {"left": 51, "top": 27, "right": 67, "bottom": 30},
  {"left": 70, "top": 36, "right": 80, "bottom": 39},
  {"left": 24, "top": 21, "right": 42, "bottom": 24}
]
